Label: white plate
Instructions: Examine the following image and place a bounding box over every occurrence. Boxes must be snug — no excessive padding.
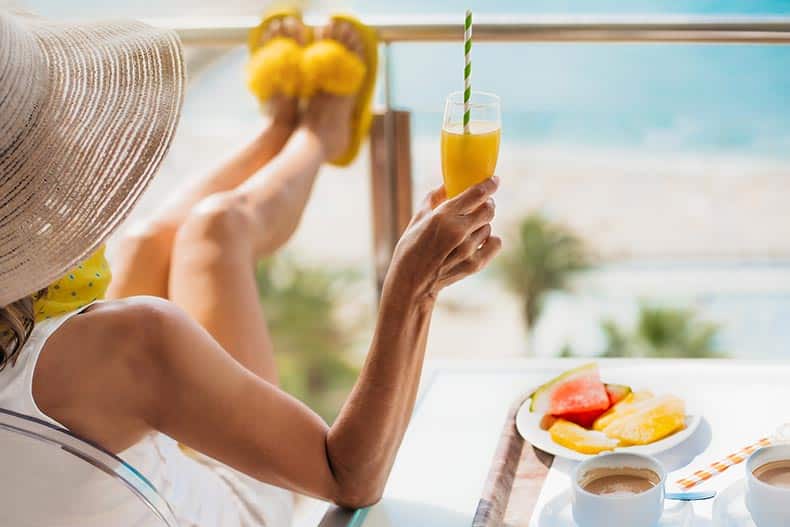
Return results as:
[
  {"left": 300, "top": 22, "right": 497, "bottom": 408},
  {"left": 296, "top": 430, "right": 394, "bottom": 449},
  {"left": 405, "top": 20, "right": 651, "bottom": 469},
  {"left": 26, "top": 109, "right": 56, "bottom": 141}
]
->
[
  {"left": 536, "top": 490, "right": 693, "bottom": 527},
  {"left": 515, "top": 399, "right": 701, "bottom": 461},
  {"left": 713, "top": 479, "right": 754, "bottom": 527}
]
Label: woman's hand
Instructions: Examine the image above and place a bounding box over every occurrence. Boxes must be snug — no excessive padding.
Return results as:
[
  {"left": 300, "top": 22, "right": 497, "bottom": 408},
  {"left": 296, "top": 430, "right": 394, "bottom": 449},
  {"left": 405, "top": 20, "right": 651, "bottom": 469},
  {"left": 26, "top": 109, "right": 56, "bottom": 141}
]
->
[{"left": 385, "top": 176, "right": 502, "bottom": 304}]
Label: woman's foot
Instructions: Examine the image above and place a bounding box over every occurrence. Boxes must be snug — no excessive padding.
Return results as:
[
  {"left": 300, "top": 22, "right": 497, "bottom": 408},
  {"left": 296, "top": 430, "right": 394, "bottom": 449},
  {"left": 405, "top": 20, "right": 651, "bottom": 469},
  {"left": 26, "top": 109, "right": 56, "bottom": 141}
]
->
[
  {"left": 258, "top": 15, "right": 309, "bottom": 128},
  {"left": 301, "top": 19, "right": 365, "bottom": 161}
]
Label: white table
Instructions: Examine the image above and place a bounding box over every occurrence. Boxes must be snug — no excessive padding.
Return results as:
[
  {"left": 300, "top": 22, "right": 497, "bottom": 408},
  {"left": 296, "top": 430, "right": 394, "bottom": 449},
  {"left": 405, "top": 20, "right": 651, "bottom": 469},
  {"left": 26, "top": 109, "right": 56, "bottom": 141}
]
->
[{"left": 317, "top": 359, "right": 790, "bottom": 527}]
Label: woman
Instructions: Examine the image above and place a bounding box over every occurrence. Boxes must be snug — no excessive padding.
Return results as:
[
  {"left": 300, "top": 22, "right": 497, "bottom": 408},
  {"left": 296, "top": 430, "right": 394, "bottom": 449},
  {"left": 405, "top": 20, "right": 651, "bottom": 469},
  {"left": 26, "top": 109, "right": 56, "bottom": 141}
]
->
[{"left": 0, "top": 9, "right": 500, "bottom": 527}]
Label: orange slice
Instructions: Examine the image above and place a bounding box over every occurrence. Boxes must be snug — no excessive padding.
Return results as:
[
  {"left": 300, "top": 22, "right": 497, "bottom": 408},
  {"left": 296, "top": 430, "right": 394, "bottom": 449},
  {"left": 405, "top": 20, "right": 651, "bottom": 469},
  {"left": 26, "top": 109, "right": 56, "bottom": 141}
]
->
[{"left": 549, "top": 419, "right": 620, "bottom": 455}]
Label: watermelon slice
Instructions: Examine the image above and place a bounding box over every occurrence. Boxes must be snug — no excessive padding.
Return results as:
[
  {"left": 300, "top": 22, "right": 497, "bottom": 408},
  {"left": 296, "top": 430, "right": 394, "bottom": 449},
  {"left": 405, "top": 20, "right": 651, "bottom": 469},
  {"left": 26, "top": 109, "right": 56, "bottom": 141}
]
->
[
  {"left": 529, "top": 363, "right": 610, "bottom": 417},
  {"left": 552, "top": 384, "right": 634, "bottom": 427}
]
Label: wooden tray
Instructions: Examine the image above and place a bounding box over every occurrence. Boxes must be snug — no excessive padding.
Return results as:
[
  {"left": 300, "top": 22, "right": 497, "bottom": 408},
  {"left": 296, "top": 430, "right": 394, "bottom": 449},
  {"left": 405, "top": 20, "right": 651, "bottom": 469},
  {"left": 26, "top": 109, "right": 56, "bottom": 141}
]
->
[{"left": 472, "top": 393, "right": 555, "bottom": 527}]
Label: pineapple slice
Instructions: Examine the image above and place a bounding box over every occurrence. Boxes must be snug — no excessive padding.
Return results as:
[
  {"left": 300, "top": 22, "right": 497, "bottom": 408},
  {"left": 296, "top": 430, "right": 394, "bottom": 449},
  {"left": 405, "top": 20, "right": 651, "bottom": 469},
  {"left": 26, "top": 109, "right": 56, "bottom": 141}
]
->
[
  {"left": 601, "top": 395, "right": 686, "bottom": 446},
  {"left": 593, "top": 390, "right": 654, "bottom": 431},
  {"left": 549, "top": 419, "right": 620, "bottom": 455}
]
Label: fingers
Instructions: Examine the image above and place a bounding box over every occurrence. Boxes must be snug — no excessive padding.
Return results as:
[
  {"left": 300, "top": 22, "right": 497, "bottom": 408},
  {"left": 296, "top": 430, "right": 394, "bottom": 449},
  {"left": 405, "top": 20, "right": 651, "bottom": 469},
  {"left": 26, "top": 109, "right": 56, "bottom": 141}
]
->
[
  {"left": 444, "top": 176, "right": 499, "bottom": 215},
  {"left": 462, "top": 197, "right": 496, "bottom": 232},
  {"left": 424, "top": 183, "right": 493, "bottom": 258},
  {"left": 427, "top": 185, "right": 447, "bottom": 210},
  {"left": 438, "top": 235, "right": 503, "bottom": 289},
  {"left": 444, "top": 224, "right": 492, "bottom": 270}
]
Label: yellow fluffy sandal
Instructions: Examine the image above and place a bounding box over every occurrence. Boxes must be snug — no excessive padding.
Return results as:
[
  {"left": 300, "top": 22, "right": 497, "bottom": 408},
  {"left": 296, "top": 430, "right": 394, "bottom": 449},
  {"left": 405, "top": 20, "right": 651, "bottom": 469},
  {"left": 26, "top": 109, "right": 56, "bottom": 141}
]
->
[
  {"left": 246, "top": 9, "right": 310, "bottom": 104},
  {"left": 303, "top": 14, "right": 379, "bottom": 166}
]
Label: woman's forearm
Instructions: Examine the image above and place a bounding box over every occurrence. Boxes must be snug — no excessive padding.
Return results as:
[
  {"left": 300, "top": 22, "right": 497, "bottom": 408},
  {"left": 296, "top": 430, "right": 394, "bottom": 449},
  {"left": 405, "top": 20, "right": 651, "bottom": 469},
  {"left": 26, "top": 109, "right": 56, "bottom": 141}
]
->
[{"left": 326, "top": 283, "right": 434, "bottom": 507}]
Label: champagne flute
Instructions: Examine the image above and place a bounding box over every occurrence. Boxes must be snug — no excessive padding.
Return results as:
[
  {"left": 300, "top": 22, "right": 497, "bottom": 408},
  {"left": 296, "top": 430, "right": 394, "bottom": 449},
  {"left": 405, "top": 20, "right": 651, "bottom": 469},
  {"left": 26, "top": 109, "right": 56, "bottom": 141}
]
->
[{"left": 440, "top": 90, "right": 501, "bottom": 198}]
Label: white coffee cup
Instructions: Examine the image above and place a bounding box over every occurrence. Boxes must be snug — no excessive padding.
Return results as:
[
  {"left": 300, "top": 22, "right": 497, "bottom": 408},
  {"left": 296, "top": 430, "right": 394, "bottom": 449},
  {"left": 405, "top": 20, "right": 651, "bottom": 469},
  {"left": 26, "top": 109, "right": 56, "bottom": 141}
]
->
[
  {"left": 572, "top": 453, "right": 666, "bottom": 527},
  {"left": 746, "top": 445, "right": 790, "bottom": 527}
]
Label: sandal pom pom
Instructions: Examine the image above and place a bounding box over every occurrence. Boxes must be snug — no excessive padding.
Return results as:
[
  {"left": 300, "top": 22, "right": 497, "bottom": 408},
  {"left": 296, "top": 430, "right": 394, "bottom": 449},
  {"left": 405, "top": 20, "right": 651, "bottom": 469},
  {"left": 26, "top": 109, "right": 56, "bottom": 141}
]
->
[
  {"left": 300, "top": 40, "right": 366, "bottom": 98},
  {"left": 246, "top": 37, "right": 303, "bottom": 102}
]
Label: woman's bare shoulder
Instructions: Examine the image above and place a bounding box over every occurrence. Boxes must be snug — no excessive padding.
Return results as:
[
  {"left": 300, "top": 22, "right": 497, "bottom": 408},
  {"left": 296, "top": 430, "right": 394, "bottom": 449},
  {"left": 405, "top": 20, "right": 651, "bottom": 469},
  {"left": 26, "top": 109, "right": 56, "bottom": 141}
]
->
[{"left": 34, "top": 296, "right": 175, "bottom": 452}]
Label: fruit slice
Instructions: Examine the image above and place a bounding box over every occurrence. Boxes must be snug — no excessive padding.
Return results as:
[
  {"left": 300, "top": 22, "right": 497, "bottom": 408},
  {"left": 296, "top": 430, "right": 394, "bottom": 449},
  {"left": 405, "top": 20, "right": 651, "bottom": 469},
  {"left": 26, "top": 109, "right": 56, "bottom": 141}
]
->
[
  {"left": 555, "top": 385, "right": 633, "bottom": 427},
  {"left": 549, "top": 419, "right": 620, "bottom": 455},
  {"left": 605, "top": 384, "right": 632, "bottom": 406},
  {"left": 529, "top": 363, "right": 610, "bottom": 417},
  {"left": 550, "top": 383, "right": 633, "bottom": 429},
  {"left": 601, "top": 395, "right": 686, "bottom": 446},
  {"left": 593, "top": 390, "right": 654, "bottom": 431},
  {"left": 555, "top": 409, "right": 606, "bottom": 429}
]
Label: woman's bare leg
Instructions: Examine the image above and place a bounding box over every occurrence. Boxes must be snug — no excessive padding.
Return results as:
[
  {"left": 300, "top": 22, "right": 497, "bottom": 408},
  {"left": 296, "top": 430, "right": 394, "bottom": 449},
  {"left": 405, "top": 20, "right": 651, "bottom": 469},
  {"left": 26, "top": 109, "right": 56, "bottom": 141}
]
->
[
  {"left": 107, "top": 17, "right": 308, "bottom": 301},
  {"left": 167, "top": 20, "right": 363, "bottom": 384}
]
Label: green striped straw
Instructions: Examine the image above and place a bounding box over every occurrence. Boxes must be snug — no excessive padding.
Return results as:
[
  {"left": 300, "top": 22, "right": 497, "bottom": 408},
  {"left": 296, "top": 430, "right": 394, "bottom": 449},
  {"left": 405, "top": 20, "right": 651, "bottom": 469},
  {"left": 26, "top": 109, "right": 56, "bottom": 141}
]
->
[{"left": 463, "top": 9, "right": 472, "bottom": 134}]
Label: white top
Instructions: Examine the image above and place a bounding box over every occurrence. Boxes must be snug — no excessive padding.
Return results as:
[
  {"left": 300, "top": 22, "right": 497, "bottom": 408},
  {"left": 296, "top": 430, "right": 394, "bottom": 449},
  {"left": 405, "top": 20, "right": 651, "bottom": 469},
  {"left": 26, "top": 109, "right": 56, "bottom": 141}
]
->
[{"left": 0, "top": 305, "right": 293, "bottom": 527}]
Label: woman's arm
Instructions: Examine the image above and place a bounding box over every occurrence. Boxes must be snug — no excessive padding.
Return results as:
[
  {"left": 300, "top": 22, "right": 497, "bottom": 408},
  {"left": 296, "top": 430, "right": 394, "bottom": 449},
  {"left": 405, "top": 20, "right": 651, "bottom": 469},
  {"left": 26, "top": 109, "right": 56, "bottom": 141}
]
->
[{"left": 36, "top": 177, "right": 500, "bottom": 508}]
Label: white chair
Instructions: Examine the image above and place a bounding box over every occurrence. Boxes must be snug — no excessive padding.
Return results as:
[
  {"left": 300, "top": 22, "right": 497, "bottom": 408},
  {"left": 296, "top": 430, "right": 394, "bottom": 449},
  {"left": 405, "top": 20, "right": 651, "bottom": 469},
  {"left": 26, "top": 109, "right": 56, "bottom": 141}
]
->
[{"left": 0, "top": 408, "right": 177, "bottom": 527}]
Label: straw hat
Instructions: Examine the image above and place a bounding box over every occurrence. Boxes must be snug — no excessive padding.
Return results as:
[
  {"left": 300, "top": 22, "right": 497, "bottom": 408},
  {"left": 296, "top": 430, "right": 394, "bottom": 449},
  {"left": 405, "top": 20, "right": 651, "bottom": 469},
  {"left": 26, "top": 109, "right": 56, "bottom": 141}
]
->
[{"left": 0, "top": 10, "right": 185, "bottom": 306}]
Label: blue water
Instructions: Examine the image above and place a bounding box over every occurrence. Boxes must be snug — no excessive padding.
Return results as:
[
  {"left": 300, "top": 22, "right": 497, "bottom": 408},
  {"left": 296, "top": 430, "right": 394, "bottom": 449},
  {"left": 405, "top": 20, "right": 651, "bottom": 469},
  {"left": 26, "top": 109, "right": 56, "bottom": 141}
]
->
[
  {"left": 27, "top": 0, "right": 790, "bottom": 156},
  {"left": 360, "top": 1, "right": 790, "bottom": 155}
]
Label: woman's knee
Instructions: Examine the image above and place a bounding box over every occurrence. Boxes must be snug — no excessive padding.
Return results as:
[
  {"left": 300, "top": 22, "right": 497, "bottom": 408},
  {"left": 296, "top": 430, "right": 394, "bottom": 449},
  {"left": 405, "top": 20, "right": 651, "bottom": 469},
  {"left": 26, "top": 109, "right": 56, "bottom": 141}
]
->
[
  {"left": 117, "top": 221, "right": 176, "bottom": 261},
  {"left": 175, "top": 192, "right": 255, "bottom": 252}
]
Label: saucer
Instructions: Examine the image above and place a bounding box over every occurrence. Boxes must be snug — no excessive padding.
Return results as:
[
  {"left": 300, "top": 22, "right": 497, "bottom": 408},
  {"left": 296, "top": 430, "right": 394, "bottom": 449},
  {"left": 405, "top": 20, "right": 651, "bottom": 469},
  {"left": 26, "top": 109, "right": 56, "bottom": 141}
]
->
[
  {"left": 536, "top": 490, "right": 693, "bottom": 527},
  {"left": 712, "top": 480, "right": 755, "bottom": 527}
]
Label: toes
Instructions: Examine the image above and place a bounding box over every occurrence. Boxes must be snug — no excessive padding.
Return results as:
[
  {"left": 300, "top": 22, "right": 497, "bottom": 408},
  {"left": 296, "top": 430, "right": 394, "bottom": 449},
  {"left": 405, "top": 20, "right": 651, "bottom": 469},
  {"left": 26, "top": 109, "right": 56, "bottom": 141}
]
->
[
  {"left": 325, "top": 20, "right": 365, "bottom": 58},
  {"left": 283, "top": 16, "right": 308, "bottom": 45},
  {"left": 314, "top": 24, "right": 329, "bottom": 41},
  {"left": 261, "top": 16, "right": 307, "bottom": 45},
  {"left": 348, "top": 31, "right": 365, "bottom": 56},
  {"left": 269, "top": 18, "right": 283, "bottom": 38}
]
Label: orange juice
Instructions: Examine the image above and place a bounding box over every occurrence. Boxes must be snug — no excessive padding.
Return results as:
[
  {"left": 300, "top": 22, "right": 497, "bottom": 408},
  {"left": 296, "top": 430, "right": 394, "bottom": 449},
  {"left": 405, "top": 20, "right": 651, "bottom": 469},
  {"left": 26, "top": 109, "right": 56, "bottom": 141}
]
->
[{"left": 441, "top": 121, "right": 501, "bottom": 198}]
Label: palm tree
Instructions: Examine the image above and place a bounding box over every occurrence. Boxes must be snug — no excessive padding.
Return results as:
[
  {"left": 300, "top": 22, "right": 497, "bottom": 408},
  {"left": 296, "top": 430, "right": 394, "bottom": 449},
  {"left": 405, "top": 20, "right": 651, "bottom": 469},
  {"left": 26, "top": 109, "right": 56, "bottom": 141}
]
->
[
  {"left": 601, "top": 305, "right": 723, "bottom": 358},
  {"left": 256, "top": 257, "right": 363, "bottom": 422},
  {"left": 496, "top": 213, "right": 591, "bottom": 342}
]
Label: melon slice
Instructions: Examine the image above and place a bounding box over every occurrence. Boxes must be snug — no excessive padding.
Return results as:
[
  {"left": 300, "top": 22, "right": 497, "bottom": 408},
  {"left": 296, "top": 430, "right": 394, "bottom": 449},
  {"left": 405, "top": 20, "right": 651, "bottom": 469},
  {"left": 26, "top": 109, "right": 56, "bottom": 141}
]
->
[
  {"left": 593, "top": 390, "right": 654, "bottom": 431},
  {"left": 549, "top": 419, "right": 620, "bottom": 455},
  {"left": 605, "top": 384, "right": 632, "bottom": 406},
  {"left": 601, "top": 395, "right": 686, "bottom": 446},
  {"left": 529, "top": 363, "right": 609, "bottom": 416}
]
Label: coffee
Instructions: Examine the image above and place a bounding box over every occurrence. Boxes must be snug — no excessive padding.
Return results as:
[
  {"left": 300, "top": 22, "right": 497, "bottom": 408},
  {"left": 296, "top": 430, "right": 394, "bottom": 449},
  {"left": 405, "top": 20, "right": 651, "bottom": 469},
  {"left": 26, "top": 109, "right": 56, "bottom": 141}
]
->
[
  {"left": 753, "top": 460, "right": 790, "bottom": 489},
  {"left": 580, "top": 467, "right": 660, "bottom": 496}
]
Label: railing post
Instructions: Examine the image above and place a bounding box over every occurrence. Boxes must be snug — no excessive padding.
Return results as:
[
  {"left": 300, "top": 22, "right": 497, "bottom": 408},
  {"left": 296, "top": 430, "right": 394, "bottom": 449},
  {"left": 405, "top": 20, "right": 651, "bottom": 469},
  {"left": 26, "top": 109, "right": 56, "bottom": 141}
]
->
[{"left": 369, "top": 109, "right": 413, "bottom": 294}]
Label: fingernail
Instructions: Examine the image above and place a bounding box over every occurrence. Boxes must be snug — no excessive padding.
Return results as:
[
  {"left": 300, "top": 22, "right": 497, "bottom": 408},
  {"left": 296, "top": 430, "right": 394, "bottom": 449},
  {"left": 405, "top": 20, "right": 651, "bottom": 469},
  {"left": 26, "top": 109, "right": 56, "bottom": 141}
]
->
[{"left": 492, "top": 175, "right": 500, "bottom": 186}]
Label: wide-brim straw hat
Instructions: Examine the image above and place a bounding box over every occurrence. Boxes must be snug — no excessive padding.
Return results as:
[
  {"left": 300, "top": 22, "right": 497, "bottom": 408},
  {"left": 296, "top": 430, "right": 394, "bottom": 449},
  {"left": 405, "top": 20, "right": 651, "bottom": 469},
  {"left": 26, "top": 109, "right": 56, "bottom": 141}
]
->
[{"left": 0, "top": 10, "right": 184, "bottom": 306}]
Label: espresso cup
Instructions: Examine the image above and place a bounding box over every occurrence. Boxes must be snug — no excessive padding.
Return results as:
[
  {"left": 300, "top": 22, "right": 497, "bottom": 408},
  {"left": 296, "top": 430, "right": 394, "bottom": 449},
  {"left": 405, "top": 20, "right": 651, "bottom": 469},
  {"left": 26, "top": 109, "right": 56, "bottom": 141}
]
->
[
  {"left": 746, "top": 445, "right": 790, "bottom": 527},
  {"left": 572, "top": 453, "right": 666, "bottom": 527}
]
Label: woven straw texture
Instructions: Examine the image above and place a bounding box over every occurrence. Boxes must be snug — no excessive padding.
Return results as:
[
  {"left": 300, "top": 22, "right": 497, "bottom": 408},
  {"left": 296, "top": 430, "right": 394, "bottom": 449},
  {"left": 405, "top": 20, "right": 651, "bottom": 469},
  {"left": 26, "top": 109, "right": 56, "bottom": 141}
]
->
[{"left": 0, "top": 10, "right": 184, "bottom": 306}]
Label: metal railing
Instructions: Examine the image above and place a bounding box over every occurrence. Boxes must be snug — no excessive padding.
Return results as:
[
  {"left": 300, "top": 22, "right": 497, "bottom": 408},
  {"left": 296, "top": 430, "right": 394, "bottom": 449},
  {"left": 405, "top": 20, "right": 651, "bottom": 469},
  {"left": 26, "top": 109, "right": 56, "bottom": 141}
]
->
[
  {"left": 151, "top": 15, "right": 790, "bottom": 46},
  {"left": 146, "top": 15, "right": 790, "bottom": 292}
]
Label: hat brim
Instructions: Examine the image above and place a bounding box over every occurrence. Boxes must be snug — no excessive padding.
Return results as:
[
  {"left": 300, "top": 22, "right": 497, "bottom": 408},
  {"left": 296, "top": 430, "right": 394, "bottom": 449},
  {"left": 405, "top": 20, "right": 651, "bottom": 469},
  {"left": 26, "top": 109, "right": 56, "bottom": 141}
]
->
[{"left": 0, "top": 14, "right": 185, "bottom": 306}]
